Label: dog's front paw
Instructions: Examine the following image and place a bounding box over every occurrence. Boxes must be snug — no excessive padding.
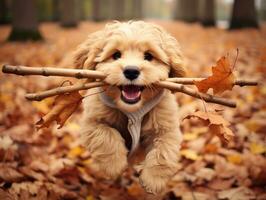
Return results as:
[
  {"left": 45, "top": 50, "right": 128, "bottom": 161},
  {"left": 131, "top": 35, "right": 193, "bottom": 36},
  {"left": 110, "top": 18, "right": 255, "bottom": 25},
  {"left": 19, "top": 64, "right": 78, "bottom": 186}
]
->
[
  {"left": 93, "top": 154, "right": 128, "bottom": 179},
  {"left": 139, "top": 168, "right": 168, "bottom": 194}
]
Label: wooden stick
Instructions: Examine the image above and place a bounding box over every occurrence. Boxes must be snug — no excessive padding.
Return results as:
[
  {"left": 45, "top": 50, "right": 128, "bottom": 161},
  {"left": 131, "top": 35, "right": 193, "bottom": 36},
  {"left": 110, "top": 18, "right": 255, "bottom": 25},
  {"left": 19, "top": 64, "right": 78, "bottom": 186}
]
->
[
  {"left": 166, "top": 77, "right": 258, "bottom": 86},
  {"left": 25, "top": 82, "right": 106, "bottom": 101},
  {"left": 2, "top": 64, "right": 257, "bottom": 108},
  {"left": 156, "top": 81, "right": 236, "bottom": 107},
  {"left": 3, "top": 64, "right": 257, "bottom": 87},
  {"left": 2, "top": 64, "right": 106, "bottom": 79},
  {"left": 26, "top": 81, "right": 236, "bottom": 107}
]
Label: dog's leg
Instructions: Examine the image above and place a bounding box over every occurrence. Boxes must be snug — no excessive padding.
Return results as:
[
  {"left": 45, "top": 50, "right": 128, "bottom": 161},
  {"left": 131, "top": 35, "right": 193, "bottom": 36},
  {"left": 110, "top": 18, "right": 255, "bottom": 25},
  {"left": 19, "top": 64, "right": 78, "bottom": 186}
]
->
[
  {"left": 81, "top": 123, "right": 128, "bottom": 179},
  {"left": 139, "top": 93, "right": 182, "bottom": 194},
  {"left": 139, "top": 130, "right": 181, "bottom": 194}
]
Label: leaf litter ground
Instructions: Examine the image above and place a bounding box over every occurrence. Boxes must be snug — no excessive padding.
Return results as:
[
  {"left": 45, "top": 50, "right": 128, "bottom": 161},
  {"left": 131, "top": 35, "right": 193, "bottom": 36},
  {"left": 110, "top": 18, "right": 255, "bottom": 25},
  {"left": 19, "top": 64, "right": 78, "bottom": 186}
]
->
[{"left": 0, "top": 21, "right": 266, "bottom": 200}]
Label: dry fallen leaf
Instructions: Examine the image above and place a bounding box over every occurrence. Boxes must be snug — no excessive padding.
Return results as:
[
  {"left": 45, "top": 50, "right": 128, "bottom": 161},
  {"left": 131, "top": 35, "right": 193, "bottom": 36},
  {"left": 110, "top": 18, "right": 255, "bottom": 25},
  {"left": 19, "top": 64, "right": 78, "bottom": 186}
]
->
[
  {"left": 184, "top": 111, "right": 234, "bottom": 143},
  {"left": 208, "top": 178, "right": 235, "bottom": 190},
  {"left": 227, "top": 154, "right": 243, "bottom": 165},
  {"left": 217, "top": 187, "right": 255, "bottom": 200},
  {"left": 194, "top": 56, "right": 236, "bottom": 94},
  {"left": 0, "top": 164, "right": 24, "bottom": 182},
  {"left": 0, "top": 135, "right": 14, "bottom": 150},
  {"left": 249, "top": 142, "right": 266, "bottom": 154},
  {"left": 0, "top": 22, "right": 265, "bottom": 199},
  {"left": 36, "top": 90, "right": 83, "bottom": 130},
  {"left": 180, "top": 149, "right": 202, "bottom": 160}
]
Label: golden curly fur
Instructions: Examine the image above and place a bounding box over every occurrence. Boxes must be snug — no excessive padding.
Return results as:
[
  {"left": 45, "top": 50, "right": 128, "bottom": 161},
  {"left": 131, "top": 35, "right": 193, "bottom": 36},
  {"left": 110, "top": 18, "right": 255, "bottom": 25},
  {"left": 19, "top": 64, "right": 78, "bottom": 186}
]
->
[{"left": 74, "top": 21, "right": 185, "bottom": 194}]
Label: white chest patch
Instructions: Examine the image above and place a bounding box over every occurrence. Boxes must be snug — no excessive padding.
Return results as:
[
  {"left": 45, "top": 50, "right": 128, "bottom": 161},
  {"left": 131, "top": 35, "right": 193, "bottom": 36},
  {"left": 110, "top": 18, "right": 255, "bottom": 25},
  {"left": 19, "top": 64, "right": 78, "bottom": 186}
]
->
[{"left": 99, "top": 90, "right": 165, "bottom": 154}]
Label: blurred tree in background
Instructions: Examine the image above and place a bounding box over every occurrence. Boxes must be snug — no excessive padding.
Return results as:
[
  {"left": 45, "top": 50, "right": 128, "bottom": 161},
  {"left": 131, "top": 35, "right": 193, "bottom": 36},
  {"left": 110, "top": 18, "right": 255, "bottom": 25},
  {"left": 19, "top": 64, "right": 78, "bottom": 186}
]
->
[
  {"left": 37, "top": 0, "right": 53, "bottom": 21},
  {"left": 230, "top": 0, "right": 259, "bottom": 29},
  {"left": 8, "top": 0, "right": 42, "bottom": 41},
  {"left": 174, "top": 0, "right": 198, "bottom": 22},
  {"left": 199, "top": 0, "right": 215, "bottom": 26},
  {"left": 1, "top": 0, "right": 265, "bottom": 41},
  {"left": 59, "top": 0, "right": 79, "bottom": 27},
  {"left": 110, "top": 0, "right": 126, "bottom": 20},
  {"left": 0, "top": 0, "right": 9, "bottom": 24}
]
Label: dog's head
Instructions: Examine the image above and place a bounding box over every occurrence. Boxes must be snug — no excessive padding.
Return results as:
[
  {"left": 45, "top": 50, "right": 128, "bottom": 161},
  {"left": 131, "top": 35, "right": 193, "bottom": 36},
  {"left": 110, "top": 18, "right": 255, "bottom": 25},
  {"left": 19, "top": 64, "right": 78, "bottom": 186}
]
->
[{"left": 74, "top": 21, "right": 185, "bottom": 112}]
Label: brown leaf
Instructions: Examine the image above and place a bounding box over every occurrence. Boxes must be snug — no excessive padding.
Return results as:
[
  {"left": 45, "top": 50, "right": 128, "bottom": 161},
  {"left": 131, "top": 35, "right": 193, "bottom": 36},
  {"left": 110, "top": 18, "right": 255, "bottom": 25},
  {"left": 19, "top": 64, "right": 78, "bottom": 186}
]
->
[
  {"left": 194, "top": 56, "right": 235, "bottom": 94},
  {"left": 209, "top": 124, "right": 234, "bottom": 144},
  {"left": 184, "top": 111, "right": 234, "bottom": 143},
  {"left": 36, "top": 91, "right": 83, "bottom": 130},
  {"left": 208, "top": 178, "right": 235, "bottom": 190},
  {"left": 0, "top": 188, "right": 14, "bottom": 200},
  {"left": 0, "top": 164, "right": 24, "bottom": 182},
  {"left": 217, "top": 187, "right": 255, "bottom": 200},
  {"left": 19, "top": 166, "right": 45, "bottom": 181}
]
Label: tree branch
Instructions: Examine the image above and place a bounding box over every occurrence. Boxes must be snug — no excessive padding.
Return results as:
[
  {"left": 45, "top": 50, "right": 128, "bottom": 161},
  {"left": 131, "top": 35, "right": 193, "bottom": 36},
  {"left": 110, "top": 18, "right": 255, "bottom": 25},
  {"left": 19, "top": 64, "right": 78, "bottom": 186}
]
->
[
  {"left": 156, "top": 81, "right": 236, "bottom": 107},
  {"left": 2, "top": 64, "right": 106, "bottom": 79},
  {"left": 25, "top": 82, "right": 106, "bottom": 101},
  {"left": 2, "top": 64, "right": 258, "bottom": 108},
  {"left": 3, "top": 65, "right": 257, "bottom": 86},
  {"left": 166, "top": 77, "right": 258, "bottom": 86}
]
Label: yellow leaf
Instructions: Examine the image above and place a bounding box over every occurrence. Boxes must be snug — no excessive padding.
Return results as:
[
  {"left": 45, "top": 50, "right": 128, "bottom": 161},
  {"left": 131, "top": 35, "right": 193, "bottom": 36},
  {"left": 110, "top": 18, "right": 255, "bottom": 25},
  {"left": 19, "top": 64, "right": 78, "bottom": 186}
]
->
[
  {"left": 0, "top": 93, "right": 14, "bottom": 108},
  {"left": 32, "top": 97, "right": 53, "bottom": 113},
  {"left": 68, "top": 146, "right": 85, "bottom": 158},
  {"left": 83, "top": 159, "right": 93, "bottom": 166},
  {"left": 61, "top": 134, "right": 74, "bottom": 145},
  {"left": 183, "top": 132, "right": 199, "bottom": 141},
  {"left": 66, "top": 122, "right": 81, "bottom": 132},
  {"left": 246, "top": 94, "right": 254, "bottom": 103},
  {"left": 86, "top": 195, "right": 94, "bottom": 200},
  {"left": 227, "top": 154, "right": 242, "bottom": 165},
  {"left": 260, "top": 86, "right": 266, "bottom": 95},
  {"left": 180, "top": 149, "right": 201, "bottom": 160},
  {"left": 250, "top": 143, "right": 266, "bottom": 154},
  {"left": 245, "top": 120, "right": 261, "bottom": 132},
  {"left": 192, "top": 127, "right": 208, "bottom": 135}
]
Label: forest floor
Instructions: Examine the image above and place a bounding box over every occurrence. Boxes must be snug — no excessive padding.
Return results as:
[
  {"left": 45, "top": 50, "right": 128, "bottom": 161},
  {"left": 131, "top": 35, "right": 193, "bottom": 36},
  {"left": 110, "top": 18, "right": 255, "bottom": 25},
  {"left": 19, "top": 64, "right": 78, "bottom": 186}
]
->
[{"left": 0, "top": 21, "right": 265, "bottom": 200}]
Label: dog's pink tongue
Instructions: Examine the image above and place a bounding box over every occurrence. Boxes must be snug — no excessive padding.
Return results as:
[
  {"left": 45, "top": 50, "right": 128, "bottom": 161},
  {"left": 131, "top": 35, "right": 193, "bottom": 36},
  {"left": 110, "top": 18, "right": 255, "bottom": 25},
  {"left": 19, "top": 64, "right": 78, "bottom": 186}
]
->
[{"left": 122, "top": 85, "right": 141, "bottom": 99}]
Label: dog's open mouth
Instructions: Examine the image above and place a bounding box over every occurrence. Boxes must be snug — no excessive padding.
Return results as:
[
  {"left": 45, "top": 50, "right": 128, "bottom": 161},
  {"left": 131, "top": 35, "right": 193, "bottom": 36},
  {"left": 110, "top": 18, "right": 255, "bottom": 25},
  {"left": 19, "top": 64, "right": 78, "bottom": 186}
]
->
[{"left": 120, "top": 85, "right": 144, "bottom": 104}]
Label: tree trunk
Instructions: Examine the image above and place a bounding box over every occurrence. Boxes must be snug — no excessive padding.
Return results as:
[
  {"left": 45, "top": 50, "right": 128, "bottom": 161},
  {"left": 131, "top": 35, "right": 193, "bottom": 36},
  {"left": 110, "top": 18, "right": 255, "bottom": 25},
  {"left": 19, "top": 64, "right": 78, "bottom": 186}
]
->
[
  {"left": 199, "top": 0, "right": 215, "bottom": 26},
  {"left": 174, "top": 0, "right": 198, "bottom": 22},
  {"left": 133, "top": 0, "right": 142, "bottom": 19},
  {"left": 0, "top": 0, "right": 9, "bottom": 24},
  {"left": 230, "top": 0, "right": 259, "bottom": 29},
  {"left": 8, "top": 0, "right": 42, "bottom": 41},
  {"left": 110, "top": 0, "right": 125, "bottom": 20},
  {"left": 52, "top": 0, "right": 60, "bottom": 21},
  {"left": 92, "top": 0, "right": 101, "bottom": 21},
  {"left": 260, "top": 0, "right": 266, "bottom": 21},
  {"left": 59, "top": 0, "right": 79, "bottom": 27}
]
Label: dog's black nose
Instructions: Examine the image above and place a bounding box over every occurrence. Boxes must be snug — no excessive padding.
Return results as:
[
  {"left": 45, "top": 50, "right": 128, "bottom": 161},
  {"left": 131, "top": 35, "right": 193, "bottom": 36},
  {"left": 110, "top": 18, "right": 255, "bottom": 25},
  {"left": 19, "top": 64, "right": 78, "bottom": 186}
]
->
[{"left": 123, "top": 66, "right": 140, "bottom": 80}]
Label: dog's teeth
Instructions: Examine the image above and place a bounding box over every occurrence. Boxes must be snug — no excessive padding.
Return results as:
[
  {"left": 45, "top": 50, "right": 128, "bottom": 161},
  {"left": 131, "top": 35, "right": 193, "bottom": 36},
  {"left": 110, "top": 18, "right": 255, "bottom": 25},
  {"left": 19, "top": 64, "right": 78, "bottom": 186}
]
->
[
  {"left": 121, "top": 85, "right": 142, "bottom": 104},
  {"left": 122, "top": 90, "right": 141, "bottom": 100}
]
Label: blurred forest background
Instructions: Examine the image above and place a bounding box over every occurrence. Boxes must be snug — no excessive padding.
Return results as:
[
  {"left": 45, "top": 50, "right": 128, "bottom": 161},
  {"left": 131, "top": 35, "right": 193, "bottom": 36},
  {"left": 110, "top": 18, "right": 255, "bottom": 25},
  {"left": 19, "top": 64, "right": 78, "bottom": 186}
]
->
[
  {"left": 0, "top": 0, "right": 266, "bottom": 200},
  {"left": 0, "top": 0, "right": 266, "bottom": 40}
]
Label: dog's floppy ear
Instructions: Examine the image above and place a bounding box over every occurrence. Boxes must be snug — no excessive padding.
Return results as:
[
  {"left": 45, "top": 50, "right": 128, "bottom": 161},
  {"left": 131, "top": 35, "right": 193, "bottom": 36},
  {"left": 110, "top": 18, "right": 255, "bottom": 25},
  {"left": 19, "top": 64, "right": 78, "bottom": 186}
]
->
[
  {"left": 73, "top": 30, "right": 105, "bottom": 69},
  {"left": 163, "top": 34, "right": 186, "bottom": 78}
]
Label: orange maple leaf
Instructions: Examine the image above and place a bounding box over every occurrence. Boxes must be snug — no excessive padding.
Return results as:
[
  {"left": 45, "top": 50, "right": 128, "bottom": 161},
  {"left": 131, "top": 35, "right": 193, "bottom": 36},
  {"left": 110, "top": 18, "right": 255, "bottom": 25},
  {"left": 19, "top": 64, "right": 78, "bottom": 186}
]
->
[
  {"left": 184, "top": 111, "right": 234, "bottom": 143},
  {"left": 194, "top": 56, "right": 236, "bottom": 94},
  {"left": 36, "top": 91, "right": 83, "bottom": 130}
]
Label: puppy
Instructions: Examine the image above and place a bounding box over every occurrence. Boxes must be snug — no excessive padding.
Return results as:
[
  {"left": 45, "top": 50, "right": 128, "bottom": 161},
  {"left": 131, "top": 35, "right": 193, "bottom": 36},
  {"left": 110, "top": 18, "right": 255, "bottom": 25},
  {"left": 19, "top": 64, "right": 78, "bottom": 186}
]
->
[{"left": 74, "top": 21, "right": 185, "bottom": 194}]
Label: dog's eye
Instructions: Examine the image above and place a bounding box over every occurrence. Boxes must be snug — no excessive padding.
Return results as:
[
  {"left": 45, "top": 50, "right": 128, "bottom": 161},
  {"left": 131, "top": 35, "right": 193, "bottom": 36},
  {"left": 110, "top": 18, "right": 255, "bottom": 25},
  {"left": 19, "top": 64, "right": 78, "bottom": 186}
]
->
[
  {"left": 144, "top": 52, "right": 153, "bottom": 61},
  {"left": 112, "top": 51, "right": 121, "bottom": 60}
]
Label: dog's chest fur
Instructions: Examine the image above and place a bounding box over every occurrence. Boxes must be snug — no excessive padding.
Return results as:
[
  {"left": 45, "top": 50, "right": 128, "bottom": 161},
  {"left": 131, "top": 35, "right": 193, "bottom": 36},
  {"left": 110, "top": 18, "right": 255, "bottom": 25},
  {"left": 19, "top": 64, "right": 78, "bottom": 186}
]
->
[{"left": 106, "top": 108, "right": 154, "bottom": 152}]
